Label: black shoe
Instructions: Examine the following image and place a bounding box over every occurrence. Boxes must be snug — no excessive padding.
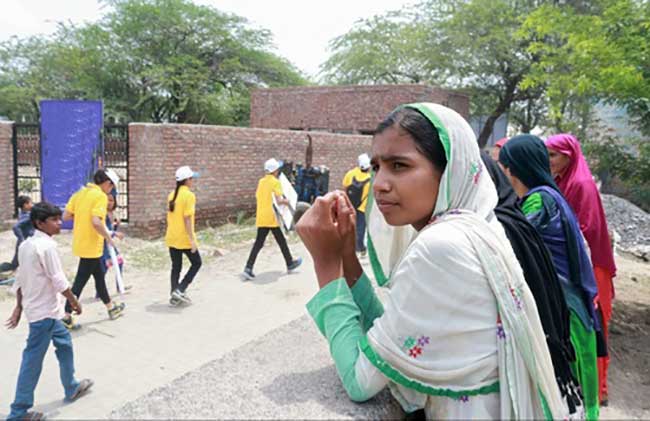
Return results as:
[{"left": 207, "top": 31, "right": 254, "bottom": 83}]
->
[
  {"left": 242, "top": 267, "right": 255, "bottom": 281},
  {"left": 287, "top": 257, "right": 303, "bottom": 273}
]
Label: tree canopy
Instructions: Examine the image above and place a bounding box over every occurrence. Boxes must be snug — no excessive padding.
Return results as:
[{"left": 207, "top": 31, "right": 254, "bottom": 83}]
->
[
  {"left": 320, "top": 0, "right": 650, "bottom": 146},
  {"left": 0, "top": 0, "right": 306, "bottom": 124}
]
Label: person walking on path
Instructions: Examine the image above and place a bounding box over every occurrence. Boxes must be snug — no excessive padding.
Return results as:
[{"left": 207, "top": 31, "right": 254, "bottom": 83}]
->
[
  {"left": 96, "top": 190, "right": 128, "bottom": 297},
  {"left": 545, "top": 133, "right": 617, "bottom": 407},
  {"left": 242, "top": 158, "right": 302, "bottom": 281},
  {"left": 342, "top": 154, "right": 372, "bottom": 257},
  {"left": 0, "top": 196, "right": 34, "bottom": 272},
  {"left": 165, "top": 166, "right": 202, "bottom": 306},
  {"left": 62, "top": 169, "right": 125, "bottom": 328},
  {"left": 6, "top": 202, "right": 93, "bottom": 421}
]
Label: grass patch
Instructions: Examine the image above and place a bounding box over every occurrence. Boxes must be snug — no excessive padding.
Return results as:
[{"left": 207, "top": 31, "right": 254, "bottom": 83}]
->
[{"left": 126, "top": 241, "right": 169, "bottom": 272}]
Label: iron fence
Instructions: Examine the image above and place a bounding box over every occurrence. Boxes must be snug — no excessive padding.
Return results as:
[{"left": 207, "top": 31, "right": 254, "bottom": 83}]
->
[{"left": 11, "top": 123, "right": 129, "bottom": 222}]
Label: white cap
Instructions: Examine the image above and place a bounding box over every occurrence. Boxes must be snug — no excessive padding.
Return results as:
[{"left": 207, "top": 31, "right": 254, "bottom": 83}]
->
[
  {"left": 175, "top": 166, "right": 199, "bottom": 181},
  {"left": 358, "top": 153, "right": 371, "bottom": 170},
  {"left": 264, "top": 158, "right": 282, "bottom": 173},
  {"left": 105, "top": 168, "right": 120, "bottom": 188}
]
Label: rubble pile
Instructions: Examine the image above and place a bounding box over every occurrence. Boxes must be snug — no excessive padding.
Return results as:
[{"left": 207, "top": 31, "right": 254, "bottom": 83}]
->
[{"left": 602, "top": 194, "right": 650, "bottom": 261}]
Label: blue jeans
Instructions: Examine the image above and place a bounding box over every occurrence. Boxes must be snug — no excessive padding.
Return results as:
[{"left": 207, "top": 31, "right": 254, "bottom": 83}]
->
[
  {"left": 8, "top": 319, "right": 79, "bottom": 420},
  {"left": 355, "top": 210, "right": 366, "bottom": 252}
]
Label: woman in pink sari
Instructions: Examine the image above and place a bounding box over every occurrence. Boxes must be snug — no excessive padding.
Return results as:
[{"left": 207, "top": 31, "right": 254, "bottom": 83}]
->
[
  {"left": 490, "top": 137, "right": 508, "bottom": 161},
  {"left": 545, "top": 133, "right": 617, "bottom": 406}
]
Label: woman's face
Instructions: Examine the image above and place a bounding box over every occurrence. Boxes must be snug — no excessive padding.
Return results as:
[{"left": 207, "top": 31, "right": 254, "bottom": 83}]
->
[
  {"left": 107, "top": 194, "right": 116, "bottom": 211},
  {"left": 371, "top": 125, "right": 441, "bottom": 231},
  {"left": 547, "top": 147, "right": 571, "bottom": 177},
  {"left": 490, "top": 146, "right": 501, "bottom": 161},
  {"left": 186, "top": 177, "right": 194, "bottom": 188}
]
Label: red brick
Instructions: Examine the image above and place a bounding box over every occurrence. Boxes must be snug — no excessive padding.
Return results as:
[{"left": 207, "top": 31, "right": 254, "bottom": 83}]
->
[{"left": 250, "top": 84, "right": 470, "bottom": 133}]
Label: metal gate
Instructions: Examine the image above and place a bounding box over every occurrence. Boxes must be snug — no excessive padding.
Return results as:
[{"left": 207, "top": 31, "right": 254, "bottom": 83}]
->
[
  {"left": 11, "top": 123, "right": 129, "bottom": 222},
  {"left": 104, "top": 124, "right": 129, "bottom": 222},
  {"left": 12, "top": 123, "right": 41, "bottom": 215}
]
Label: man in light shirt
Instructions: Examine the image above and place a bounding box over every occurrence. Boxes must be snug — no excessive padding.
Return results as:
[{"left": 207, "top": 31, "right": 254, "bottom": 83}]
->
[{"left": 5, "top": 202, "right": 93, "bottom": 421}]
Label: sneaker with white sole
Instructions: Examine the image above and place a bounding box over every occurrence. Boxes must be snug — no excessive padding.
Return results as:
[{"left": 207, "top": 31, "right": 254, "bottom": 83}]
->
[
  {"left": 241, "top": 267, "right": 255, "bottom": 281},
  {"left": 108, "top": 302, "right": 126, "bottom": 320},
  {"left": 171, "top": 289, "right": 191, "bottom": 304}
]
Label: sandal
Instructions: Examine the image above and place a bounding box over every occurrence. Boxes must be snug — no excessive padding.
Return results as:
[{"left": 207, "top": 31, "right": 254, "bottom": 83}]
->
[{"left": 67, "top": 378, "right": 94, "bottom": 402}]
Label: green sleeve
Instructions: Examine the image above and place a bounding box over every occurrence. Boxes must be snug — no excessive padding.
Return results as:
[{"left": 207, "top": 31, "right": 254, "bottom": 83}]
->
[
  {"left": 522, "top": 192, "right": 543, "bottom": 216},
  {"left": 350, "top": 272, "right": 384, "bottom": 332},
  {"left": 306, "top": 278, "right": 376, "bottom": 402}
]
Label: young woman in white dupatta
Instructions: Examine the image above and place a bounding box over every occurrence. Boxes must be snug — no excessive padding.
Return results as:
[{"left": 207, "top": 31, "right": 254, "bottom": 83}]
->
[{"left": 296, "top": 103, "right": 567, "bottom": 420}]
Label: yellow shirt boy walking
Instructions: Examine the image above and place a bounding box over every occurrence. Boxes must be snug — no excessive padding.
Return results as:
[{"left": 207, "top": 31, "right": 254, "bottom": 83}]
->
[{"left": 242, "top": 158, "right": 302, "bottom": 280}]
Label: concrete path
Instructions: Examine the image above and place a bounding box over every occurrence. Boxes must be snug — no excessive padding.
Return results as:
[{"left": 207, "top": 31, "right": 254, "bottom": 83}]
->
[
  {"left": 0, "top": 229, "right": 644, "bottom": 419},
  {"left": 0, "top": 233, "right": 339, "bottom": 419}
]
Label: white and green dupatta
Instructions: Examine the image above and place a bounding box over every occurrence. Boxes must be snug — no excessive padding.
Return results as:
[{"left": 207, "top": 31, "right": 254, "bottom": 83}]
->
[{"left": 364, "top": 103, "right": 567, "bottom": 419}]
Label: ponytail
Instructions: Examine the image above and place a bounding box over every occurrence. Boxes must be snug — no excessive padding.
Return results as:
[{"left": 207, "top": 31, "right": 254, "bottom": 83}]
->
[{"left": 168, "top": 181, "right": 184, "bottom": 212}]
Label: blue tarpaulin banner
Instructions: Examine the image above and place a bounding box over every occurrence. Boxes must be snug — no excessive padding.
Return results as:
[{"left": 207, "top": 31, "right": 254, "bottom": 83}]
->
[{"left": 40, "top": 100, "right": 104, "bottom": 227}]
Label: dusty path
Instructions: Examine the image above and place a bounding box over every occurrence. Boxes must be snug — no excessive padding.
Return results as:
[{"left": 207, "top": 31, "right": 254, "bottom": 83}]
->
[{"left": 0, "top": 228, "right": 648, "bottom": 419}]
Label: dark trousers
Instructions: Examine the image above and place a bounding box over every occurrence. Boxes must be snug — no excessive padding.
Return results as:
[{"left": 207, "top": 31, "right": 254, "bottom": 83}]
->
[
  {"left": 65, "top": 258, "right": 110, "bottom": 313},
  {"left": 356, "top": 210, "right": 366, "bottom": 252},
  {"left": 9, "top": 238, "right": 23, "bottom": 270},
  {"left": 169, "top": 248, "right": 202, "bottom": 293},
  {"left": 246, "top": 227, "right": 293, "bottom": 269}
]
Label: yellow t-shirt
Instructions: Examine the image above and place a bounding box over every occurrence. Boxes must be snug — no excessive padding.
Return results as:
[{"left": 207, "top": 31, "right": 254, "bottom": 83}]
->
[
  {"left": 255, "top": 174, "right": 283, "bottom": 228},
  {"left": 65, "top": 183, "right": 108, "bottom": 258},
  {"left": 165, "top": 185, "right": 197, "bottom": 250},
  {"left": 342, "top": 167, "right": 371, "bottom": 213}
]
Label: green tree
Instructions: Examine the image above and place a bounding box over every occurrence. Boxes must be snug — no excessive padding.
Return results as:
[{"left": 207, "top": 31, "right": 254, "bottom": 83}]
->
[
  {"left": 321, "top": 12, "right": 441, "bottom": 84},
  {"left": 522, "top": 0, "right": 649, "bottom": 135},
  {"left": 321, "top": 0, "right": 548, "bottom": 147},
  {"left": 0, "top": 0, "right": 306, "bottom": 124}
]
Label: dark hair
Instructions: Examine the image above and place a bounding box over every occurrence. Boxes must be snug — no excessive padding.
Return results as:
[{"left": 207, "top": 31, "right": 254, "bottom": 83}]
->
[
  {"left": 168, "top": 180, "right": 186, "bottom": 212},
  {"left": 375, "top": 107, "right": 448, "bottom": 172},
  {"left": 94, "top": 169, "right": 110, "bottom": 185},
  {"left": 30, "top": 202, "right": 62, "bottom": 227},
  {"left": 17, "top": 195, "right": 32, "bottom": 210},
  {"left": 107, "top": 191, "right": 117, "bottom": 212}
]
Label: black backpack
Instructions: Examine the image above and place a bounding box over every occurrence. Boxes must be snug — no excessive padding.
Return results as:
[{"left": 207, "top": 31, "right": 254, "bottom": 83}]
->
[{"left": 346, "top": 176, "right": 370, "bottom": 209}]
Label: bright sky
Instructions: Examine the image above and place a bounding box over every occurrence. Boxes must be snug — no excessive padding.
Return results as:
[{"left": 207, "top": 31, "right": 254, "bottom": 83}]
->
[{"left": 0, "top": 0, "right": 413, "bottom": 79}]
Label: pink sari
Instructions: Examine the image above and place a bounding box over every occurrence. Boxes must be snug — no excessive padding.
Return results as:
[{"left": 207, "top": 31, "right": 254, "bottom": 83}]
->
[{"left": 545, "top": 134, "right": 616, "bottom": 278}]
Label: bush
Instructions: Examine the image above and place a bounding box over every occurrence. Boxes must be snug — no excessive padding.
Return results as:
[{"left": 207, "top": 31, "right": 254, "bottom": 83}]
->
[{"left": 583, "top": 136, "right": 650, "bottom": 211}]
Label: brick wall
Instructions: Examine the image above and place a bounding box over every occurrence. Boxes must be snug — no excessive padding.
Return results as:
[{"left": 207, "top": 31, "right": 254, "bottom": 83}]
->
[
  {"left": 0, "top": 122, "right": 14, "bottom": 224},
  {"left": 250, "top": 84, "right": 470, "bottom": 133},
  {"left": 128, "top": 123, "right": 371, "bottom": 238}
]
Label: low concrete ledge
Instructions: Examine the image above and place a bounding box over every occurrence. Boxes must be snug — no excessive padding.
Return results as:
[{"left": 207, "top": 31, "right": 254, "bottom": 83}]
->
[{"left": 111, "top": 315, "right": 404, "bottom": 419}]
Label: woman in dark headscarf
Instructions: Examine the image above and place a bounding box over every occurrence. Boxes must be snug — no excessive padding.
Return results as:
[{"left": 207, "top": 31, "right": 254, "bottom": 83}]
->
[
  {"left": 480, "top": 152, "right": 582, "bottom": 414},
  {"left": 499, "top": 134, "right": 602, "bottom": 420}
]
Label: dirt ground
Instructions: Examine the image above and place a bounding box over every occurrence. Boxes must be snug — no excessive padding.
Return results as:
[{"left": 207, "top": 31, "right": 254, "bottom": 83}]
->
[
  {"left": 0, "top": 225, "right": 649, "bottom": 419},
  {"left": 601, "top": 253, "right": 650, "bottom": 419}
]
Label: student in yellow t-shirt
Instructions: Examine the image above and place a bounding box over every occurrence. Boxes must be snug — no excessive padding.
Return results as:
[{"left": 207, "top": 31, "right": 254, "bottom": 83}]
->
[
  {"left": 165, "top": 166, "right": 202, "bottom": 306},
  {"left": 342, "top": 153, "right": 371, "bottom": 256},
  {"left": 242, "top": 158, "right": 302, "bottom": 281},
  {"left": 62, "top": 169, "right": 125, "bottom": 328}
]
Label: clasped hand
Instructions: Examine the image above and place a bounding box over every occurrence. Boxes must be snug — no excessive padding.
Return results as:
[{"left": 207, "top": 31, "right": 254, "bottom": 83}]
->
[{"left": 296, "top": 191, "right": 357, "bottom": 287}]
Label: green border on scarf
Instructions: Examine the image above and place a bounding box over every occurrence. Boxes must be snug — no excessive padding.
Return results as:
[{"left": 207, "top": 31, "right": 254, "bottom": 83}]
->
[
  {"left": 403, "top": 103, "right": 453, "bottom": 207},
  {"left": 359, "top": 336, "right": 500, "bottom": 398},
  {"left": 366, "top": 189, "right": 390, "bottom": 287}
]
